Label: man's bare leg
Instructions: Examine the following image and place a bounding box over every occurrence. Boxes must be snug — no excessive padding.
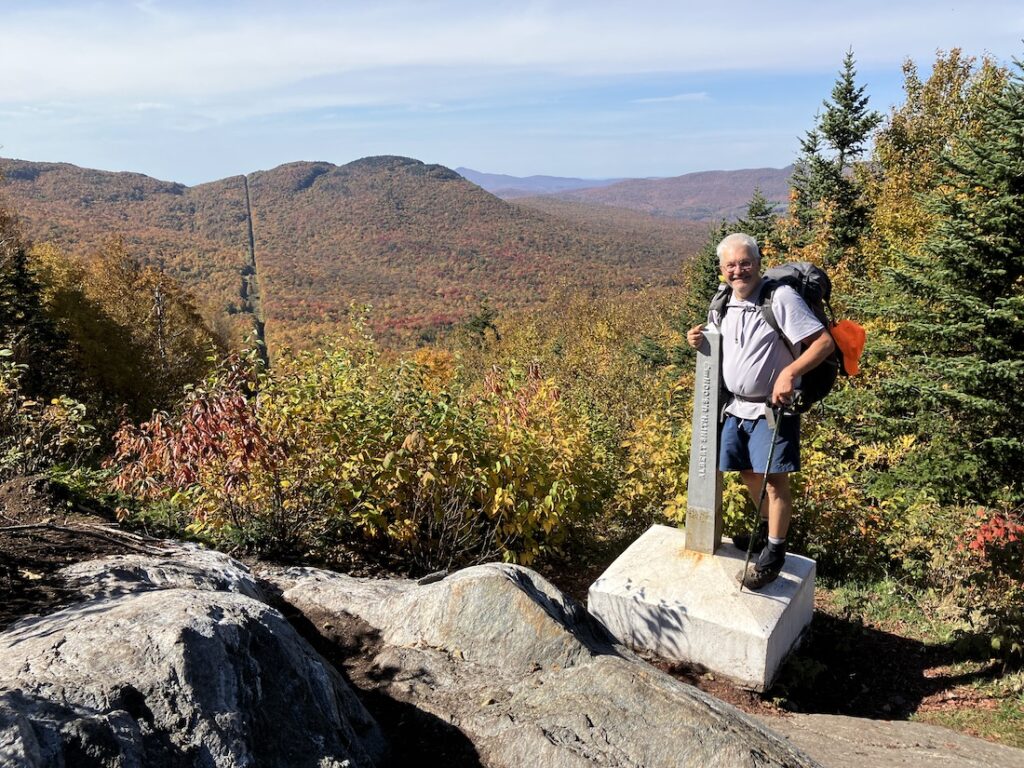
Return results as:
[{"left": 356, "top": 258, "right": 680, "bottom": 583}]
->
[{"left": 739, "top": 470, "right": 793, "bottom": 539}]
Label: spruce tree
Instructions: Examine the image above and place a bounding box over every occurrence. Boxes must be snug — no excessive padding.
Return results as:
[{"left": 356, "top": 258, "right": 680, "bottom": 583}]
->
[
  {"left": 820, "top": 50, "right": 883, "bottom": 174},
  {"left": 737, "top": 188, "right": 779, "bottom": 258},
  {"left": 790, "top": 128, "right": 828, "bottom": 240},
  {"left": 0, "top": 206, "right": 68, "bottom": 396},
  {"left": 868, "top": 61, "right": 1024, "bottom": 504},
  {"left": 788, "top": 51, "right": 881, "bottom": 266}
]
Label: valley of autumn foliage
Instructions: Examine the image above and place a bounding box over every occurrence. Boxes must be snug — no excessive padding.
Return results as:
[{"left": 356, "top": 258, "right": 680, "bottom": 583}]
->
[{"left": 0, "top": 155, "right": 707, "bottom": 352}]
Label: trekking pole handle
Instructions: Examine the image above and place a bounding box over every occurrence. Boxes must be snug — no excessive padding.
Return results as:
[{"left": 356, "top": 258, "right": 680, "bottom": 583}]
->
[
  {"left": 768, "top": 389, "right": 802, "bottom": 413},
  {"left": 789, "top": 389, "right": 803, "bottom": 412}
]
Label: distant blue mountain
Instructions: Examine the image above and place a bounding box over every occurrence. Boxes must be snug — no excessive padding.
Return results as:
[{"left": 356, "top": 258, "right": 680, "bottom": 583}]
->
[
  {"left": 550, "top": 166, "right": 794, "bottom": 221},
  {"left": 458, "top": 165, "right": 793, "bottom": 221},
  {"left": 455, "top": 168, "right": 629, "bottom": 198}
]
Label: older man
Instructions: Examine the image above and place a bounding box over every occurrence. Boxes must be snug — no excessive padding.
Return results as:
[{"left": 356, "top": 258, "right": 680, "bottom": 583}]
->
[{"left": 687, "top": 233, "right": 835, "bottom": 588}]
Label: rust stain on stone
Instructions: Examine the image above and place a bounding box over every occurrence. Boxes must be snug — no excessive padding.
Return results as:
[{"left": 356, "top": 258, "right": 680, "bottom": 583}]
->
[{"left": 675, "top": 547, "right": 713, "bottom": 563}]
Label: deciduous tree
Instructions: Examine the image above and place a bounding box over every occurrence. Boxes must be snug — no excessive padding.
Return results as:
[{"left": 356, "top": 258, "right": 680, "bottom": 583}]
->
[{"left": 861, "top": 50, "right": 1007, "bottom": 278}]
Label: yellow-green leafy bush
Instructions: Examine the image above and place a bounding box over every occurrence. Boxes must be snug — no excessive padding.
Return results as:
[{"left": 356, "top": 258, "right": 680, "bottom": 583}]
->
[
  {"left": 0, "top": 349, "right": 98, "bottom": 481},
  {"left": 111, "top": 341, "right": 610, "bottom": 569}
]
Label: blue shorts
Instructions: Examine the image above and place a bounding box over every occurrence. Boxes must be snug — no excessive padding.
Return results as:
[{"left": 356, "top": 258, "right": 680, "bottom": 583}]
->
[{"left": 719, "top": 414, "right": 800, "bottom": 473}]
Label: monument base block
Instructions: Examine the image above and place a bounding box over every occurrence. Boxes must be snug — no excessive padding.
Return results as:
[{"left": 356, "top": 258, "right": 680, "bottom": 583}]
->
[{"left": 587, "top": 524, "right": 815, "bottom": 692}]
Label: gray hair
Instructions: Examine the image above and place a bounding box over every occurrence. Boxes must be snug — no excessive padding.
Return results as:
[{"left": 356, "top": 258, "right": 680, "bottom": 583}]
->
[{"left": 716, "top": 233, "right": 761, "bottom": 264}]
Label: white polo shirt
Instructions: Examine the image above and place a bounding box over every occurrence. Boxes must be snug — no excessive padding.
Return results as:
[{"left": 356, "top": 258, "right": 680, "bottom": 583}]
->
[{"left": 708, "top": 284, "right": 823, "bottom": 420}]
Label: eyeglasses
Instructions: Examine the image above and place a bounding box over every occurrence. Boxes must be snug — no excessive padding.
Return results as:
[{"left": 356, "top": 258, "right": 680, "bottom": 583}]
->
[{"left": 723, "top": 260, "right": 755, "bottom": 274}]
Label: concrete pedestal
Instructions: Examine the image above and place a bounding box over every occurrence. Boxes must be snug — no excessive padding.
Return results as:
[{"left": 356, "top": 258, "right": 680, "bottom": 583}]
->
[{"left": 587, "top": 524, "right": 815, "bottom": 691}]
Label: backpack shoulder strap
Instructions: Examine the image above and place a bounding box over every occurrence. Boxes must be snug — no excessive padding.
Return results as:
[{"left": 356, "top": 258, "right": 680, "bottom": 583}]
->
[
  {"left": 757, "top": 281, "right": 799, "bottom": 359},
  {"left": 708, "top": 283, "right": 731, "bottom": 323}
]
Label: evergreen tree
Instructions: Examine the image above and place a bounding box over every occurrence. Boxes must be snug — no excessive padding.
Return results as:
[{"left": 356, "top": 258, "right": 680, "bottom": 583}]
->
[
  {"left": 462, "top": 298, "right": 500, "bottom": 349},
  {"left": 866, "top": 61, "right": 1024, "bottom": 504},
  {"left": 787, "top": 51, "right": 882, "bottom": 267},
  {"left": 683, "top": 221, "right": 729, "bottom": 323},
  {"left": 0, "top": 205, "right": 68, "bottom": 396},
  {"left": 671, "top": 221, "right": 729, "bottom": 365},
  {"left": 820, "top": 50, "right": 884, "bottom": 175},
  {"left": 736, "top": 188, "right": 779, "bottom": 258},
  {"left": 790, "top": 127, "right": 832, "bottom": 241}
]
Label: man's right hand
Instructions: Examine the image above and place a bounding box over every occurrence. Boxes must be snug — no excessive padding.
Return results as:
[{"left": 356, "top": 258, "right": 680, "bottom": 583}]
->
[{"left": 687, "top": 324, "right": 705, "bottom": 349}]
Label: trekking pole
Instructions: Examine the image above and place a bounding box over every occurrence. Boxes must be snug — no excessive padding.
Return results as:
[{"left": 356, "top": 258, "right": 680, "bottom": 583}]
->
[{"left": 739, "top": 398, "right": 793, "bottom": 592}]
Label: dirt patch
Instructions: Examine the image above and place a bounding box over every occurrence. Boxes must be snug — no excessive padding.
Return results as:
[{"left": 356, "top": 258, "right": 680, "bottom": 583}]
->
[
  {"left": 638, "top": 592, "right": 1003, "bottom": 722},
  {"left": 0, "top": 475, "right": 142, "bottom": 631}
]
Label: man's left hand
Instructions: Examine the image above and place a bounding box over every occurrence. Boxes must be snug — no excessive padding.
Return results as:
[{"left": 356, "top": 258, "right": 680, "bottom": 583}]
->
[{"left": 772, "top": 370, "right": 796, "bottom": 406}]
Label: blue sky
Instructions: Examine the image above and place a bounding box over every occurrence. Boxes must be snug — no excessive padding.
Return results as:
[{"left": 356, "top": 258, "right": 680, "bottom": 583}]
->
[{"left": 1, "top": 1, "right": 1022, "bottom": 185}]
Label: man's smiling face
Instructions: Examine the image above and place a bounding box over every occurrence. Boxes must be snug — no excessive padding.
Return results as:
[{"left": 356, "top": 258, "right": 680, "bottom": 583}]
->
[{"left": 720, "top": 244, "right": 761, "bottom": 300}]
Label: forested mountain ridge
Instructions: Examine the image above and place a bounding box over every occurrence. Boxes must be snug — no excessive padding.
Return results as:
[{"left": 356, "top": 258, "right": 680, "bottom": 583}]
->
[
  {"left": 0, "top": 155, "right": 706, "bottom": 350},
  {"left": 0, "top": 158, "right": 255, "bottom": 342}
]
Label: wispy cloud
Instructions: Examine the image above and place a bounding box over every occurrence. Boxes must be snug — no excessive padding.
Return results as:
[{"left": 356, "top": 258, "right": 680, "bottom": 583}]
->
[
  {"left": 633, "top": 92, "right": 709, "bottom": 104},
  {"left": 1, "top": 1, "right": 1022, "bottom": 183},
  {"left": 2, "top": 2, "right": 1021, "bottom": 105}
]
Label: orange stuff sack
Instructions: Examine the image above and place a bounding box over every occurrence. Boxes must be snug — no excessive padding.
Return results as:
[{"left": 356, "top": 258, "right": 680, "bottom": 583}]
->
[{"left": 831, "top": 319, "right": 866, "bottom": 376}]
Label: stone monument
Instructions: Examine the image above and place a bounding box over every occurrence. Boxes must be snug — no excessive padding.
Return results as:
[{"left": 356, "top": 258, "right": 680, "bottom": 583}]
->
[
  {"left": 588, "top": 325, "right": 816, "bottom": 691},
  {"left": 684, "top": 324, "right": 724, "bottom": 553}
]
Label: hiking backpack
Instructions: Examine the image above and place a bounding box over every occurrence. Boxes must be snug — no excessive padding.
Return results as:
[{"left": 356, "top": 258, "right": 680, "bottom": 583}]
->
[{"left": 708, "top": 261, "right": 845, "bottom": 414}]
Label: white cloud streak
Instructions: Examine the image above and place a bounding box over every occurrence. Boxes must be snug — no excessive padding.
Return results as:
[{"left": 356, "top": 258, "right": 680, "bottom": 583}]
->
[
  {"left": 2, "top": 1, "right": 1021, "bottom": 105},
  {"left": 2, "top": 1, "right": 1022, "bottom": 182},
  {"left": 633, "top": 92, "right": 709, "bottom": 104}
]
